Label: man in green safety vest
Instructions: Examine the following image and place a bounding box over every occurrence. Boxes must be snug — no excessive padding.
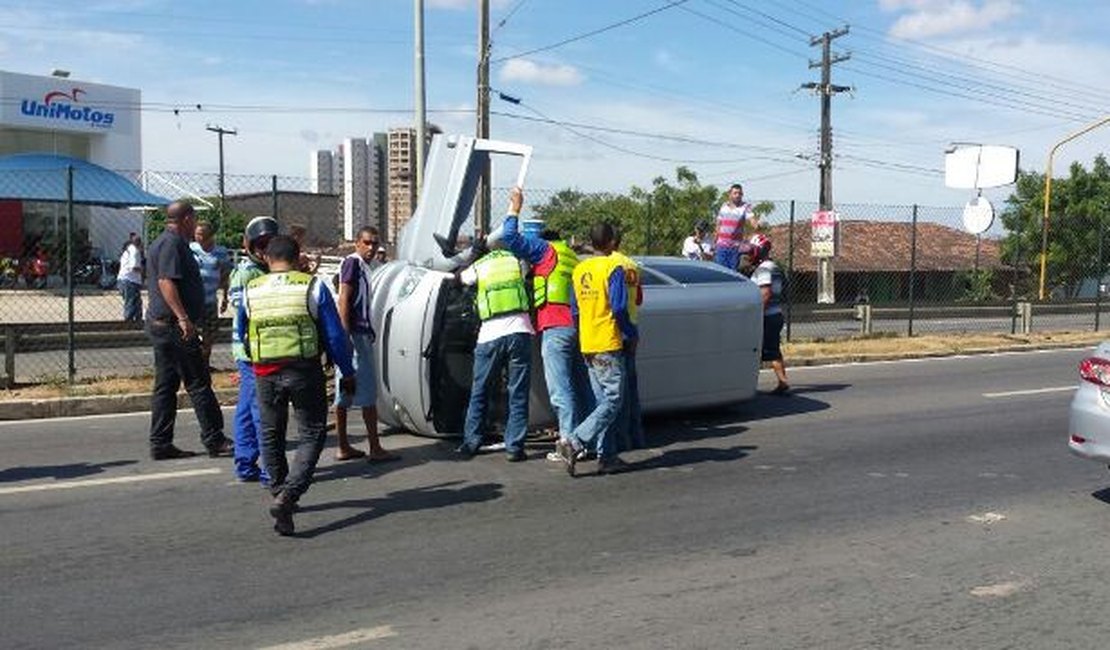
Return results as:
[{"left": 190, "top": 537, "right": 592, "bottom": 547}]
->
[
  {"left": 454, "top": 236, "right": 535, "bottom": 461},
  {"left": 238, "top": 234, "right": 356, "bottom": 536}
]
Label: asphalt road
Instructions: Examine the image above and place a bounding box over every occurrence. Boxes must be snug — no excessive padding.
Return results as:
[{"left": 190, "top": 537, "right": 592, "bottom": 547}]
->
[{"left": 3, "top": 349, "right": 1110, "bottom": 649}]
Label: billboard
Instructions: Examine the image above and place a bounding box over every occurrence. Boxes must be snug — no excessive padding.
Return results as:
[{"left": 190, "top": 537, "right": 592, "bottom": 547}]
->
[{"left": 0, "top": 70, "right": 138, "bottom": 136}]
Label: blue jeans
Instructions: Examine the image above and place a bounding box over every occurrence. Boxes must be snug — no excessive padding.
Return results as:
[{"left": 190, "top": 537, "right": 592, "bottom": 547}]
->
[
  {"left": 541, "top": 326, "right": 591, "bottom": 437},
  {"left": 233, "top": 360, "right": 269, "bottom": 482},
  {"left": 570, "top": 351, "right": 625, "bottom": 461},
  {"left": 119, "top": 280, "right": 142, "bottom": 322},
  {"left": 609, "top": 345, "right": 644, "bottom": 454},
  {"left": 463, "top": 333, "right": 532, "bottom": 454}
]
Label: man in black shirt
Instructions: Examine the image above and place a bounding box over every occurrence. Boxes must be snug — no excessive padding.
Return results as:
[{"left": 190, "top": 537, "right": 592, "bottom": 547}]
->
[{"left": 146, "top": 201, "right": 231, "bottom": 460}]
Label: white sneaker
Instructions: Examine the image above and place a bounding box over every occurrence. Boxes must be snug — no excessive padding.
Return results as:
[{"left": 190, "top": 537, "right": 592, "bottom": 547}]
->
[
  {"left": 546, "top": 451, "right": 563, "bottom": 462},
  {"left": 479, "top": 441, "right": 506, "bottom": 452}
]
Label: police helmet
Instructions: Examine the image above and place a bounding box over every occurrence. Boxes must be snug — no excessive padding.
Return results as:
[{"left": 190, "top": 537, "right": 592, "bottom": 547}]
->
[{"left": 244, "top": 216, "right": 279, "bottom": 255}]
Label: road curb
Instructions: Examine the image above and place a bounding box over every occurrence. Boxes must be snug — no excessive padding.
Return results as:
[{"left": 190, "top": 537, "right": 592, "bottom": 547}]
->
[
  {"left": 789, "top": 341, "right": 1093, "bottom": 367},
  {"left": 0, "top": 389, "right": 239, "bottom": 421}
]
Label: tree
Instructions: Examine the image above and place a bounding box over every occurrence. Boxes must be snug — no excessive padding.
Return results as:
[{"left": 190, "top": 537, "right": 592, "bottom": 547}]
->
[
  {"left": 146, "top": 201, "right": 249, "bottom": 251},
  {"left": 1001, "top": 155, "right": 1110, "bottom": 299}
]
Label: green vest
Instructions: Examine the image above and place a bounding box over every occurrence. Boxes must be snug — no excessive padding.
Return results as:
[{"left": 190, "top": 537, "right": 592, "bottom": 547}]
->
[
  {"left": 533, "top": 240, "right": 578, "bottom": 308},
  {"left": 245, "top": 271, "right": 320, "bottom": 363},
  {"left": 230, "top": 259, "right": 266, "bottom": 361},
  {"left": 474, "top": 250, "right": 529, "bottom": 321}
]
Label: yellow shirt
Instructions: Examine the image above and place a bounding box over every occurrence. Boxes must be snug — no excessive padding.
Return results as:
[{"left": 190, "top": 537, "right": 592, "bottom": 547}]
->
[{"left": 573, "top": 255, "right": 624, "bottom": 354}]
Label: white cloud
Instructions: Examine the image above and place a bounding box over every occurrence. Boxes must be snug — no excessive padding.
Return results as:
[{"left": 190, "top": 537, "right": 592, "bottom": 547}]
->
[
  {"left": 499, "top": 59, "right": 583, "bottom": 86},
  {"left": 883, "top": 0, "right": 1020, "bottom": 39}
]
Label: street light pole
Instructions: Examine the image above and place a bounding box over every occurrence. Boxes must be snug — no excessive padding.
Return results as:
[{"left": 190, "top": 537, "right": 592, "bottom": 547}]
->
[
  {"left": 414, "top": 0, "right": 427, "bottom": 197},
  {"left": 1038, "top": 114, "right": 1110, "bottom": 300}
]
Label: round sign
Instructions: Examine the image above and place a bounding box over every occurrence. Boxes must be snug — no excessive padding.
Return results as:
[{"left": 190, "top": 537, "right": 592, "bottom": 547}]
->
[{"left": 962, "top": 196, "right": 994, "bottom": 235}]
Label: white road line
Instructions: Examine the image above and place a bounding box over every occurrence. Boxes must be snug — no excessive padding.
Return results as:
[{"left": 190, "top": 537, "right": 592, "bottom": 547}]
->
[
  {"left": 0, "top": 468, "right": 221, "bottom": 495},
  {"left": 256, "top": 626, "right": 398, "bottom": 650},
  {"left": 0, "top": 404, "right": 237, "bottom": 427},
  {"left": 783, "top": 346, "right": 1093, "bottom": 372},
  {"left": 982, "top": 386, "right": 1076, "bottom": 398}
]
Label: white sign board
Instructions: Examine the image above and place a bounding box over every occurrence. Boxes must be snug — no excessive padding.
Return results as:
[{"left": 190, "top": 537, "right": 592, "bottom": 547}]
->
[
  {"left": 962, "top": 196, "right": 995, "bottom": 235},
  {"left": 811, "top": 210, "right": 837, "bottom": 258},
  {"left": 944, "top": 144, "right": 1019, "bottom": 189},
  {"left": 0, "top": 70, "right": 138, "bottom": 136}
]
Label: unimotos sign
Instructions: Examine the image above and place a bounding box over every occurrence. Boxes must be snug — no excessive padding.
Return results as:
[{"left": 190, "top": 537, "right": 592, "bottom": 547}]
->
[
  {"left": 20, "top": 87, "right": 116, "bottom": 128},
  {"left": 0, "top": 70, "right": 137, "bottom": 135}
]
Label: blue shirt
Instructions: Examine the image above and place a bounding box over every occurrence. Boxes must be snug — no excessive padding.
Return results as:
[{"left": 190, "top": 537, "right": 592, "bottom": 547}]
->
[{"left": 190, "top": 242, "right": 231, "bottom": 307}]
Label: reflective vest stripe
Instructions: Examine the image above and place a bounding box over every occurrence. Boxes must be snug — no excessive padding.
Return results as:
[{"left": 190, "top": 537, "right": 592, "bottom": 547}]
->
[
  {"left": 533, "top": 240, "right": 578, "bottom": 308},
  {"left": 245, "top": 271, "right": 319, "bottom": 362},
  {"left": 474, "top": 251, "right": 529, "bottom": 321}
]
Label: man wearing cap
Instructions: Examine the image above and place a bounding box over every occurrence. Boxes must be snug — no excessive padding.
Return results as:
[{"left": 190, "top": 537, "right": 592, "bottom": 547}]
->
[{"left": 495, "top": 187, "right": 591, "bottom": 452}]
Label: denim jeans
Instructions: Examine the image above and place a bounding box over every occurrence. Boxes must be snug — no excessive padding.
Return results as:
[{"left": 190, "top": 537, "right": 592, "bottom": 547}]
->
[
  {"left": 233, "top": 360, "right": 268, "bottom": 482},
  {"left": 147, "top": 321, "right": 225, "bottom": 453},
  {"left": 463, "top": 332, "right": 532, "bottom": 454},
  {"left": 604, "top": 345, "right": 645, "bottom": 455},
  {"left": 120, "top": 281, "right": 142, "bottom": 322},
  {"left": 570, "top": 351, "right": 625, "bottom": 460},
  {"left": 256, "top": 360, "right": 329, "bottom": 501},
  {"left": 714, "top": 246, "right": 741, "bottom": 271},
  {"left": 541, "top": 326, "right": 591, "bottom": 437}
]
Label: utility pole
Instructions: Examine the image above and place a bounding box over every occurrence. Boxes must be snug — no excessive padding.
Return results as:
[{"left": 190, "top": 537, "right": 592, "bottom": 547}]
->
[
  {"left": 801, "top": 26, "right": 850, "bottom": 304},
  {"left": 476, "top": 0, "right": 492, "bottom": 235},
  {"left": 414, "top": 0, "right": 427, "bottom": 198},
  {"left": 206, "top": 124, "right": 237, "bottom": 205}
]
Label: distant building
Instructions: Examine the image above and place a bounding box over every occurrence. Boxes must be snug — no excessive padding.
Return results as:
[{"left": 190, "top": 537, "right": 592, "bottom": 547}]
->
[
  {"left": 310, "top": 136, "right": 386, "bottom": 243},
  {"left": 387, "top": 127, "right": 418, "bottom": 244}
]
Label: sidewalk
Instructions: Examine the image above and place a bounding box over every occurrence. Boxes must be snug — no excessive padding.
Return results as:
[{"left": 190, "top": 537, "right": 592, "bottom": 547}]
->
[{"left": 0, "top": 331, "right": 1103, "bottom": 420}]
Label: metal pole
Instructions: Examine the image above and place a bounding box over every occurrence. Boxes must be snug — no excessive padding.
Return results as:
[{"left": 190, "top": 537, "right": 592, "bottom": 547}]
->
[
  {"left": 66, "top": 166, "right": 75, "bottom": 384},
  {"left": 786, "top": 200, "right": 795, "bottom": 342},
  {"left": 1098, "top": 217, "right": 1105, "bottom": 332},
  {"left": 1039, "top": 114, "right": 1110, "bottom": 300},
  {"left": 1011, "top": 235, "right": 1020, "bottom": 335},
  {"left": 476, "top": 0, "right": 491, "bottom": 235},
  {"left": 908, "top": 204, "right": 918, "bottom": 337},
  {"left": 414, "top": 0, "right": 427, "bottom": 197},
  {"left": 271, "top": 175, "right": 279, "bottom": 221}
]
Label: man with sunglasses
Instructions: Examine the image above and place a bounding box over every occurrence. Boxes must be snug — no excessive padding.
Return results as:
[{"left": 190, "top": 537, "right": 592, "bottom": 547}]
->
[{"left": 333, "top": 226, "right": 398, "bottom": 463}]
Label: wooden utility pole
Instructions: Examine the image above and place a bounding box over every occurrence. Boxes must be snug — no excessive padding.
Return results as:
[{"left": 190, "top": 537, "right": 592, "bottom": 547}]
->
[
  {"left": 476, "top": 0, "right": 492, "bottom": 235},
  {"left": 801, "top": 26, "right": 850, "bottom": 304},
  {"left": 206, "top": 124, "right": 237, "bottom": 204}
]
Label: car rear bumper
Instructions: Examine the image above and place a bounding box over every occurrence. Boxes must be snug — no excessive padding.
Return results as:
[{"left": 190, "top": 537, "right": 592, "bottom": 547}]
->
[{"left": 1069, "top": 384, "right": 1110, "bottom": 462}]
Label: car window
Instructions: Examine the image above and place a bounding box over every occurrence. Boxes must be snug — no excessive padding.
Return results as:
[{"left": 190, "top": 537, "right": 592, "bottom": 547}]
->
[
  {"left": 638, "top": 267, "right": 670, "bottom": 286},
  {"left": 641, "top": 261, "right": 742, "bottom": 284}
]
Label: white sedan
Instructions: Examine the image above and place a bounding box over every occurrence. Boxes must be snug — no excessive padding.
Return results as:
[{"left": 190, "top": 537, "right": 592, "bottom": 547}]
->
[{"left": 1068, "top": 342, "right": 1110, "bottom": 462}]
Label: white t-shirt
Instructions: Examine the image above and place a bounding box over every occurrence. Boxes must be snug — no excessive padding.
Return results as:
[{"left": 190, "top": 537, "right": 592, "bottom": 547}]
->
[
  {"left": 460, "top": 262, "right": 535, "bottom": 344},
  {"left": 682, "top": 236, "right": 712, "bottom": 260},
  {"left": 751, "top": 260, "right": 783, "bottom": 316},
  {"left": 117, "top": 244, "right": 142, "bottom": 286}
]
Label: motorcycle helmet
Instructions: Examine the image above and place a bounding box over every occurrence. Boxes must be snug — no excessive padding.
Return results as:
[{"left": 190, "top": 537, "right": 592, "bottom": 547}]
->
[
  {"left": 244, "top": 216, "right": 279, "bottom": 259},
  {"left": 749, "top": 233, "right": 772, "bottom": 262}
]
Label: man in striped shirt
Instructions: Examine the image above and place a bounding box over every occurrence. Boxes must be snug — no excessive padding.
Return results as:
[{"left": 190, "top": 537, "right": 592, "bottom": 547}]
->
[{"left": 713, "top": 183, "right": 759, "bottom": 271}]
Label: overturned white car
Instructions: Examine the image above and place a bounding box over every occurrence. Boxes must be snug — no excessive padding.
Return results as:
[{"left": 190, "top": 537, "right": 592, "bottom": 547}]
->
[{"left": 369, "top": 135, "right": 764, "bottom": 437}]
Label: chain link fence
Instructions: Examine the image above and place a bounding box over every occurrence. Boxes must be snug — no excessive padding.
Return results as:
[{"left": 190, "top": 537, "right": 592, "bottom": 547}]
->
[{"left": 0, "top": 167, "right": 1106, "bottom": 385}]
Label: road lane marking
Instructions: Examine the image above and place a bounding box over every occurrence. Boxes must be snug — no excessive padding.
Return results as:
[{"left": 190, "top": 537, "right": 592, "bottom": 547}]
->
[
  {"left": 783, "top": 346, "right": 1093, "bottom": 372},
  {"left": 0, "top": 468, "right": 221, "bottom": 495},
  {"left": 982, "top": 386, "right": 1075, "bottom": 398},
  {"left": 0, "top": 404, "right": 237, "bottom": 427},
  {"left": 256, "top": 625, "right": 398, "bottom": 650}
]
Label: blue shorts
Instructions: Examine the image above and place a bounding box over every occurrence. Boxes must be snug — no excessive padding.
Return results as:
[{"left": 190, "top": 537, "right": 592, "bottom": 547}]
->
[
  {"left": 335, "top": 332, "right": 378, "bottom": 408},
  {"left": 714, "top": 246, "right": 741, "bottom": 271},
  {"left": 762, "top": 312, "right": 784, "bottom": 362}
]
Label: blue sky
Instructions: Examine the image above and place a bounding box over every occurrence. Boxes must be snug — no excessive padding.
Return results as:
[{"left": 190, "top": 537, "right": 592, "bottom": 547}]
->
[{"left": 2, "top": 0, "right": 1110, "bottom": 208}]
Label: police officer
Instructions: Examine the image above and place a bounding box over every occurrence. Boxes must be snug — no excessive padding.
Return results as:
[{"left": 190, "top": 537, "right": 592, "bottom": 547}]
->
[
  {"left": 455, "top": 244, "right": 534, "bottom": 461},
  {"left": 228, "top": 216, "right": 279, "bottom": 483},
  {"left": 239, "top": 234, "right": 356, "bottom": 535}
]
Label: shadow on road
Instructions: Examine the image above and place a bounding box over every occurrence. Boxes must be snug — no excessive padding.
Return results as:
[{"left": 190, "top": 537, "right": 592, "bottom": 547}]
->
[
  {"left": 607, "top": 445, "right": 757, "bottom": 477},
  {"left": 294, "top": 480, "right": 504, "bottom": 538},
  {"left": 314, "top": 439, "right": 442, "bottom": 484},
  {"left": 1090, "top": 487, "right": 1110, "bottom": 505},
  {"left": 0, "top": 459, "right": 137, "bottom": 483}
]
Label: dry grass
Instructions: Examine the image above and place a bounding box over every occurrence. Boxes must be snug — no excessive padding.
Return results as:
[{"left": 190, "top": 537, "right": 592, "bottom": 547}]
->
[{"left": 0, "top": 331, "right": 1104, "bottom": 402}]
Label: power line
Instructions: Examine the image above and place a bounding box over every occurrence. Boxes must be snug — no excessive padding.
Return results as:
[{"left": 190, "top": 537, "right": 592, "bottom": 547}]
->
[
  {"left": 493, "top": 0, "right": 530, "bottom": 33},
  {"left": 491, "top": 0, "right": 690, "bottom": 64}
]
